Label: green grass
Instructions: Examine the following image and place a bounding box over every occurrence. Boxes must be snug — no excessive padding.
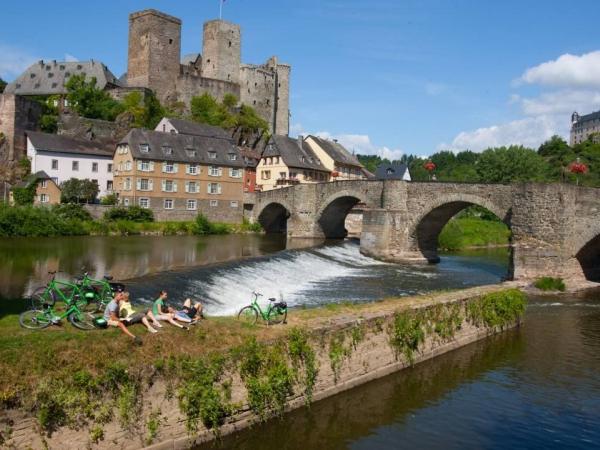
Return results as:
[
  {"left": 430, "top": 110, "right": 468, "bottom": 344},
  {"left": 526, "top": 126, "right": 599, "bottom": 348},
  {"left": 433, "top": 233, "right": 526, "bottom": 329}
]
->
[
  {"left": 533, "top": 277, "right": 566, "bottom": 292},
  {"left": 438, "top": 217, "right": 511, "bottom": 250}
]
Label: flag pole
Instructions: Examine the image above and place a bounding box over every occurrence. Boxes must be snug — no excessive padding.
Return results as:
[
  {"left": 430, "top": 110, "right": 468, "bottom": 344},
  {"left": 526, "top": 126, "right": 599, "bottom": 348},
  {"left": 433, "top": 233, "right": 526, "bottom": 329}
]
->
[{"left": 219, "top": 0, "right": 223, "bottom": 19}]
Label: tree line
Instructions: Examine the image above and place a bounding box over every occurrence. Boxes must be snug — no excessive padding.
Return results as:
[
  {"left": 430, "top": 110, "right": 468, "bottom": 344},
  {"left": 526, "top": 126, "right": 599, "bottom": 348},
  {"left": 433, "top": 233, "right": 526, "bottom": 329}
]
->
[{"left": 358, "top": 135, "right": 600, "bottom": 187}]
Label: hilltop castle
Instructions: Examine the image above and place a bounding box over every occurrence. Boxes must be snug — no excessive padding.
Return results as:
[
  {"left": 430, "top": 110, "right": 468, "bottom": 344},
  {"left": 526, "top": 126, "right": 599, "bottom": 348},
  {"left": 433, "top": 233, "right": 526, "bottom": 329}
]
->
[{"left": 124, "top": 9, "right": 290, "bottom": 136}]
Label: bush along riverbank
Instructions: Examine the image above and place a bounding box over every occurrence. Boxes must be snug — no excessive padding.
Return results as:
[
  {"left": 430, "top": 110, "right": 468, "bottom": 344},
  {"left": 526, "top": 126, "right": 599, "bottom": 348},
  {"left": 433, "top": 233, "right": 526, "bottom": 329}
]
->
[
  {"left": 0, "top": 203, "right": 262, "bottom": 237},
  {"left": 438, "top": 216, "right": 511, "bottom": 250},
  {"left": 0, "top": 286, "right": 526, "bottom": 449}
]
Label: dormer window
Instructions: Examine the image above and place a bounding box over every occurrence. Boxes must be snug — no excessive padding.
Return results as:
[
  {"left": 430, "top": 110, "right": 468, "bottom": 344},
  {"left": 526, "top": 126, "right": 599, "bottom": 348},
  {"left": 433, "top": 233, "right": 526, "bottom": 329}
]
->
[
  {"left": 208, "top": 151, "right": 217, "bottom": 159},
  {"left": 139, "top": 144, "right": 150, "bottom": 153},
  {"left": 228, "top": 153, "right": 237, "bottom": 161},
  {"left": 162, "top": 146, "right": 173, "bottom": 155},
  {"left": 186, "top": 148, "right": 197, "bottom": 158}
]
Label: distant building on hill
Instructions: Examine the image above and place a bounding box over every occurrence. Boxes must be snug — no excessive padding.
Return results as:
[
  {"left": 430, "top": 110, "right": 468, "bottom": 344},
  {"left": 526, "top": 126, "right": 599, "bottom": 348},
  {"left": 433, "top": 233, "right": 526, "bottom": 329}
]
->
[
  {"left": 571, "top": 111, "right": 600, "bottom": 145},
  {"left": 374, "top": 162, "right": 411, "bottom": 181}
]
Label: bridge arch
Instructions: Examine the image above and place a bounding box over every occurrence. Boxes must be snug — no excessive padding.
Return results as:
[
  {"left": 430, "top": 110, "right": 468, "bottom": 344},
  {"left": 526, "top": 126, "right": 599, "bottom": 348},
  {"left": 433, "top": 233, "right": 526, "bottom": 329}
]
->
[
  {"left": 316, "top": 190, "right": 371, "bottom": 239},
  {"left": 571, "top": 224, "right": 600, "bottom": 281},
  {"left": 256, "top": 202, "right": 291, "bottom": 234},
  {"left": 410, "top": 194, "right": 512, "bottom": 263}
]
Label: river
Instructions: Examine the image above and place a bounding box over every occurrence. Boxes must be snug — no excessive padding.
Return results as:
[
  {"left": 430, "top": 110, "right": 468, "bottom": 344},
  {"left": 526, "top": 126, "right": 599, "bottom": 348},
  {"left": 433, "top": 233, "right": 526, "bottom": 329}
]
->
[
  {"left": 0, "top": 235, "right": 509, "bottom": 315},
  {"left": 198, "top": 291, "right": 600, "bottom": 450}
]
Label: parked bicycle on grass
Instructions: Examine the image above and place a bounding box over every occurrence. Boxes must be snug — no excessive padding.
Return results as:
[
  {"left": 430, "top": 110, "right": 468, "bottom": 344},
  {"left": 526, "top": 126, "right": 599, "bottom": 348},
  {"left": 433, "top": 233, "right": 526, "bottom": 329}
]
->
[{"left": 237, "top": 291, "right": 287, "bottom": 326}]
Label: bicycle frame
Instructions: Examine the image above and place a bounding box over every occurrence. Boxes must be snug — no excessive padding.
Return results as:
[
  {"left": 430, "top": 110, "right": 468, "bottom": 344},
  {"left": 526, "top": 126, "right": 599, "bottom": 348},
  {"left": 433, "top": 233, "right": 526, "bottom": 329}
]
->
[
  {"left": 248, "top": 293, "right": 279, "bottom": 320},
  {"left": 39, "top": 273, "right": 84, "bottom": 306}
]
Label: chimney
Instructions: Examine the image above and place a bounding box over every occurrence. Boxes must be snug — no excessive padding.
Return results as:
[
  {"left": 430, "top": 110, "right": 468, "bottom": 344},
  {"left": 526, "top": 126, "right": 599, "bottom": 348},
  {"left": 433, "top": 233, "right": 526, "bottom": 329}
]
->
[{"left": 297, "top": 135, "right": 304, "bottom": 147}]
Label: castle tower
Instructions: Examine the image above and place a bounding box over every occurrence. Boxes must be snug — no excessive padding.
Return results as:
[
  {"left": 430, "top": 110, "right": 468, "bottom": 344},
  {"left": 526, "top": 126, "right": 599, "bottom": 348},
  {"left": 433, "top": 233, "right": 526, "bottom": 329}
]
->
[
  {"left": 274, "top": 63, "right": 290, "bottom": 136},
  {"left": 127, "top": 9, "right": 181, "bottom": 103},
  {"left": 202, "top": 20, "right": 241, "bottom": 84}
]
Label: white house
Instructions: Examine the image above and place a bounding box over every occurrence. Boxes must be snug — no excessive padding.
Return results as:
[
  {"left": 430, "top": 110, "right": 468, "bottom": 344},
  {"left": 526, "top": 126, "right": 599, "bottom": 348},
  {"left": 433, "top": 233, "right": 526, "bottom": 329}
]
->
[{"left": 26, "top": 131, "right": 114, "bottom": 197}]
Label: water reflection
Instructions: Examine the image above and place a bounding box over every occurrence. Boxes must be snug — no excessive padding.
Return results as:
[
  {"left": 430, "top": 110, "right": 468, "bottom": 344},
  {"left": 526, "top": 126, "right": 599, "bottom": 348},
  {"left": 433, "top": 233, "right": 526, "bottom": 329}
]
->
[{"left": 0, "top": 234, "right": 290, "bottom": 299}]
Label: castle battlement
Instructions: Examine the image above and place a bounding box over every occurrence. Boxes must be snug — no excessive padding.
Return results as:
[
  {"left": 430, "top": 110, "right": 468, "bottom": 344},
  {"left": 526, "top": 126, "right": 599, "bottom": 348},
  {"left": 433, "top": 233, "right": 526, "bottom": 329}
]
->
[{"left": 126, "top": 8, "right": 290, "bottom": 135}]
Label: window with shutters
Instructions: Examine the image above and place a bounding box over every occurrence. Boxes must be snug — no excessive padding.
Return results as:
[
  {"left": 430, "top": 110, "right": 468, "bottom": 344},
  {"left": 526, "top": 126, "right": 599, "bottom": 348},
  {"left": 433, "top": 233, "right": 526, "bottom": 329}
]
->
[
  {"left": 164, "top": 162, "right": 175, "bottom": 173},
  {"left": 40, "top": 180, "right": 47, "bottom": 188},
  {"left": 187, "top": 199, "right": 197, "bottom": 210},
  {"left": 164, "top": 199, "right": 174, "bottom": 210},
  {"left": 139, "top": 198, "right": 150, "bottom": 208},
  {"left": 125, "top": 161, "right": 132, "bottom": 171},
  {"left": 187, "top": 181, "right": 198, "bottom": 193},
  {"left": 140, "top": 161, "right": 150, "bottom": 172},
  {"left": 210, "top": 200, "right": 218, "bottom": 207},
  {"left": 139, "top": 179, "right": 150, "bottom": 191},
  {"left": 209, "top": 166, "right": 221, "bottom": 177},
  {"left": 187, "top": 164, "right": 199, "bottom": 175},
  {"left": 40, "top": 194, "right": 49, "bottom": 203},
  {"left": 163, "top": 180, "right": 175, "bottom": 192},
  {"left": 229, "top": 168, "right": 242, "bottom": 178},
  {"left": 208, "top": 183, "right": 221, "bottom": 195},
  {"left": 124, "top": 178, "right": 131, "bottom": 190}
]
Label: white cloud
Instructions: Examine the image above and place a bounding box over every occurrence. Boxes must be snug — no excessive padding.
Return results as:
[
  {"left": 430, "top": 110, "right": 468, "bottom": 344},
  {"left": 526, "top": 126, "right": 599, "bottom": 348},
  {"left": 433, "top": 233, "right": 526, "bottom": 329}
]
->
[
  {"left": 64, "top": 53, "right": 79, "bottom": 62},
  {"left": 0, "top": 43, "right": 38, "bottom": 80},
  {"left": 517, "top": 51, "right": 600, "bottom": 88},
  {"left": 520, "top": 89, "right": 600, "bottom": 116},
  {"left": 289, "top": 122, "right": 305, "bottom": 137},
  {"left": 442, "top": 116, "right": 562, "bottom": 152}
]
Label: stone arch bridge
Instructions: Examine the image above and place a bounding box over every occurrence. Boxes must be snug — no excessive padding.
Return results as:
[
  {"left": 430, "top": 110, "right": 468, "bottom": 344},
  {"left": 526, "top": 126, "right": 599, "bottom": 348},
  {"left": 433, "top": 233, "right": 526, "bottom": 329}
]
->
[{"left": 248, "top": 180, "right": 600, "bottom": 282}]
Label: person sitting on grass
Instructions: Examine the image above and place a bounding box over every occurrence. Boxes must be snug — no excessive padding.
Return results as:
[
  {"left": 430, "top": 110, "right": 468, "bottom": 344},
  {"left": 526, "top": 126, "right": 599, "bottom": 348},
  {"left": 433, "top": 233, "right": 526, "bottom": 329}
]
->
[
  {"left": 104, "top": 292, "right": 142, "bottom": 344},
  {"left": 152, "top": 290, "right": 188, "bottom": 329},
  {"left": 119, "top": 291, "right": 158, "bottom": 334},
  {"left": 175, "top": 298, "right": 204, "bottom": 324}
]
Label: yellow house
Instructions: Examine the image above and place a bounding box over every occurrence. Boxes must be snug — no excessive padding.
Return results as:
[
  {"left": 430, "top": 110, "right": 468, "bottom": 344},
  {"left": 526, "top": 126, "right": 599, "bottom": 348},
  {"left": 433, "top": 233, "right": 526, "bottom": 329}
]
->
[
  {"left": 303, "top": 135, "right": 366, "bottom": 180},
  {"left": 113, "top": 128, "right": 245, "bottom": 222},
  {"left": 10, "top": 171, "right": 61, "bottom": 205},
  {"left": 257, "top": 135, "right": 330, "bottom": 191}
]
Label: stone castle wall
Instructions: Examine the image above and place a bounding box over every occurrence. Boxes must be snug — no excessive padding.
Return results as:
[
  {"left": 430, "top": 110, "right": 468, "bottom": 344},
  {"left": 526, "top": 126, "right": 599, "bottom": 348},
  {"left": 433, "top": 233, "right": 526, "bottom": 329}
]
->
[
  {"left": 0, "top": 94, "right": 42, "bottom": 165},
  {"left": 202, "top": 20, "right": 241, "bottom": 84},
  {"left": 240, "top": 65, "right": 276, "bottom": 128}
]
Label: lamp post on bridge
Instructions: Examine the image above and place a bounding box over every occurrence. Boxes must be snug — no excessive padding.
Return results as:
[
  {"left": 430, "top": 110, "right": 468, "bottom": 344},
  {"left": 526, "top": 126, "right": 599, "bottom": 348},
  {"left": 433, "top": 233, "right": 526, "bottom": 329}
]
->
[
  {"left": 424, "top": 161, "right": 436, "bottom": 181},
  {"left": 569, "top": 157, "right": 588, "bottom": 186}
]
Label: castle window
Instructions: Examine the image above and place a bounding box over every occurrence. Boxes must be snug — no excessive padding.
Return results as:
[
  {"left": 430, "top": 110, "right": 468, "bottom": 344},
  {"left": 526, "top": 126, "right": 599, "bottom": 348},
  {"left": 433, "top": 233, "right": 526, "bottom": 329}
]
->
[
  {"left": 77, "top": 64, "right": 82, "bottom": 70},
  {"left": 48, "top": 72, "right": 54, "bottom": 78},
  {"left": 139, "top": 144, "right": 150, "bottom": 153},
  {"left": 253, "top": 101, "right": 256, "bottom": 105},
  {"left": 59, "top": 65, "right": 65, "bottom": 70},
  {"left": 229, "top": 41, "right": 232, "bottom": 47},
  {"left": 169, "top": 38, "right": 173, "bottom": 44},
  {"left": 30, "top": 73, "right": 36, "bottom": 79}
]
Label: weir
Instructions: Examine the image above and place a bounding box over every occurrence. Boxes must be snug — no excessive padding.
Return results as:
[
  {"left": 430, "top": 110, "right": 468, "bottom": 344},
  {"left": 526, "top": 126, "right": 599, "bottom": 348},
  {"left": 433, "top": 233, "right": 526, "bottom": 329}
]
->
[{"left": 250, "top": 181, "right": 600, "bottom": 282}]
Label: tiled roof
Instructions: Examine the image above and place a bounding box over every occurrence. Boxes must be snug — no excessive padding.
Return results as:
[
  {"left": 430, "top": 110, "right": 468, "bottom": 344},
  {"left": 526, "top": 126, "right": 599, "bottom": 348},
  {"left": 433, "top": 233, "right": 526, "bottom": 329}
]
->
[
  {"left": 574, "top": 110, "right": 600, "bottom": 126},
  {"left": 26, "top": 131, "right": 114, "bottom": 157},
  {"left": 375, "top": 163, "right": 410, "bottom": 180},
  {"left": 307, "top": 135, "right": 362, "bottom": 167},
  {"left": 165, "top": 118, "right": 233, "bottom": 141},
  {"left": 239, "top": 147, "right": 262, "bottom": 168},
  {"left": 5, "top": 60, "right": 121, "bottom": 96},
  {"left": 14, "top": 171, "right": 54, "bottom": 188},
  {"left": 263, "top": 135, "right": 327, "bottom": 171},
  {"left": 120, "top": 128, "right": 244, "bottom": 167}
]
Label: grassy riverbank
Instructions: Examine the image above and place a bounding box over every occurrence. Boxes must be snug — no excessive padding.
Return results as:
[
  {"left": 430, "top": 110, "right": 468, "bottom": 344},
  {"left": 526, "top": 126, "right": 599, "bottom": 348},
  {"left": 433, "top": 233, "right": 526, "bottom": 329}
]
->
[
  {"left": 0, "top": 204, "right": 261, "bottom": 237},
  {"left": 438, "top": 217, "right": 511, "bottom": 250},
  {"left": 0, "top": 286, "right": 526, "bottom": 445}
]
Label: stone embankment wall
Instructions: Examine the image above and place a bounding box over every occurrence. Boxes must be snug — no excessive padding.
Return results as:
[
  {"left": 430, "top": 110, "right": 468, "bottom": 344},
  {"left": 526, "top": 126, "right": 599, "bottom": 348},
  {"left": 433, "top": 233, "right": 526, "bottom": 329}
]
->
[{"left": 4, "top": 285, "right": 525, "bottom": 450}]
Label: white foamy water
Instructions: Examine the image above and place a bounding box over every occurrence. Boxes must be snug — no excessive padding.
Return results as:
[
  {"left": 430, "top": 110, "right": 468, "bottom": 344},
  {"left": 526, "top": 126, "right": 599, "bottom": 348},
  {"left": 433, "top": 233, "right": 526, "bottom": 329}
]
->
[
  {"left": 313, "top": 244, "right": 389, "bottom": 267},
  {"left": 200, "top": 245, "right": 369, "bottom": 316}
]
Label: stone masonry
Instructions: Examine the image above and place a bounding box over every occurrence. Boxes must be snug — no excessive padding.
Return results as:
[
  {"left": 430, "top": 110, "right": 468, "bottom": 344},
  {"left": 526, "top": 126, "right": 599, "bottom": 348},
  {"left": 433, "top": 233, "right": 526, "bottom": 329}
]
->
[
  {"left": 249, "top": 180, "right": 600, "bottom": 282},
  {"left": 126, "top": 9, "right": 290, "bottom": 135}
]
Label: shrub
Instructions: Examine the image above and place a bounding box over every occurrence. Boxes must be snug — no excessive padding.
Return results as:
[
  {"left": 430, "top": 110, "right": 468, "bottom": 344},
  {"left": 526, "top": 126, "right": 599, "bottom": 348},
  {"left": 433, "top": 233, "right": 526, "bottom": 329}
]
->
[
  {"left": 104, "top": 206, "right": 154, "bottom": 223},
  {"left": 11, "top": 184, "right": 36, "bottom": 206},
  {"left": 52, "top": 203, "right": 92, "bottom": 221},
  {"left": 467, "top": 289, "right": 527, "bottom": 328},
  {"left": 0, "top": 204, "right": 88, "bottom": 237},
  {"left": 193, "top": 214, "right": 231, "bottom": 235},
  {"left": 534, "top": 277, "right": 566, "bottom": 292},
  {"left": 100, "top": 194, "right": 118, "bottom": 206}
]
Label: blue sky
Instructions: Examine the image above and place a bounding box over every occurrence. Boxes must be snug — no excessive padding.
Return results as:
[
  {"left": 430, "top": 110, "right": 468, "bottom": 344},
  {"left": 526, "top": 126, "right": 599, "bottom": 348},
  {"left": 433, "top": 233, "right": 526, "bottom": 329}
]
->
[{"left": 2, "top": 0, "right": 600, "bottom": 158}]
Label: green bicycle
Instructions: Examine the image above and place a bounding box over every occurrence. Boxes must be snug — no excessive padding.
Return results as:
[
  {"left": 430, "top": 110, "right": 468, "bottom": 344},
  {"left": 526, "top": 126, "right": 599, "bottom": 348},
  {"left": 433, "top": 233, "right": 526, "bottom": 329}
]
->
[
  {"left": 76, "top": 272, "right": 125, "bottom": 313},
  {"left": 20, "top": 273, "right": 96, "bottom": 330},
  {"left": 237, "top": 292, "right": 288, "bottom": 326}
]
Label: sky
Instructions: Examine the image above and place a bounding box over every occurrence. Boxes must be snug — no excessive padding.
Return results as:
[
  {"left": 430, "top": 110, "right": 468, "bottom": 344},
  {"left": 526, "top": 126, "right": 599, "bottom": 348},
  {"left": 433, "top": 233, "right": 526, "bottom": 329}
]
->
[{"left": 1, "top": 0, "right": 600, "bottom": 159}]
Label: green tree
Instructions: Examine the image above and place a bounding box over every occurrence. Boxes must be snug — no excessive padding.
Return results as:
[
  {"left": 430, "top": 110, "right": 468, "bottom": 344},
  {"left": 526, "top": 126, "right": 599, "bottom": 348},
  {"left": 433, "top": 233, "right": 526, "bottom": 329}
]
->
[
  {"left": 122, "top": 91, "right": 166, "bottom": 129},
  {"left": 11, "top": 183, "right": 36, "bottom": 206},
  {"left": 0, "top": 78, "right": 6, "bottom": 94},
  {"left": 66, "top": 74, "right": 124, "bottom": 121},
  {"left": 190, "top": 93, "right": 230, "bottom": 126},
  {"left": 476, "top": 146, "right": 551, "bottom": 183},
  {"left": 60, "top": 178, "right": 99, "bottom": 203}
]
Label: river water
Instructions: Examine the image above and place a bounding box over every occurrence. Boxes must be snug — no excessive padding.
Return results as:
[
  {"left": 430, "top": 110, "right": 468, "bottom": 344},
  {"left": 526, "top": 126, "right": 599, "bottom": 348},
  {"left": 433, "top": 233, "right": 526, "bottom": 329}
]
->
[{"left": 199, "top": 292, "right": 600, "bottom": 450}]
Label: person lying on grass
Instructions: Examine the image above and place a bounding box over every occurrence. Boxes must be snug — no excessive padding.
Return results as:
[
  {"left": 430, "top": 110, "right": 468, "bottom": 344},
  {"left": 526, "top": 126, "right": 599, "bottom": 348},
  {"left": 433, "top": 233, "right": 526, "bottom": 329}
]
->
[
  {"left": 104, "top": 292, "right": 142, "bottom": 344},
  {"left": 175, "top": 298, "right": 204, "bottom": 324},
  {"left": 119, "top": 291, "right": 158, "bottom": 333},
  {"left": 152, "top": 290, "right": 189, "bottom": 329}
]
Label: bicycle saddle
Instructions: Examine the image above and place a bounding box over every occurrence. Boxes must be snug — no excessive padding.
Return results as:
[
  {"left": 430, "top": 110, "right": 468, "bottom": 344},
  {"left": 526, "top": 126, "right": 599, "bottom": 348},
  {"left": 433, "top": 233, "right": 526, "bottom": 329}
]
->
[{"left": 269, "top": 297, "right": 277, "bottom": 302}]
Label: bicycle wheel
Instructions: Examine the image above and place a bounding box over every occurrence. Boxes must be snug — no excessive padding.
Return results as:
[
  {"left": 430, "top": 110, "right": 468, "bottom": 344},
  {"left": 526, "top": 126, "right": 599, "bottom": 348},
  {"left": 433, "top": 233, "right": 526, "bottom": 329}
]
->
[
  {"left": 68, "top": 310, "right": 97, "bottom": 331},
  {"left": 19, "top": 309, "right": 53, "bottom": 330},
  {"left": 268, "top": 306, "right": 287, "bottom": 325},
  {"left": 237, "top": 306, "right": 258, "bottom": 326},
  {"left": 30, "top": 287, "right": 56, "bottom": 309}
]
